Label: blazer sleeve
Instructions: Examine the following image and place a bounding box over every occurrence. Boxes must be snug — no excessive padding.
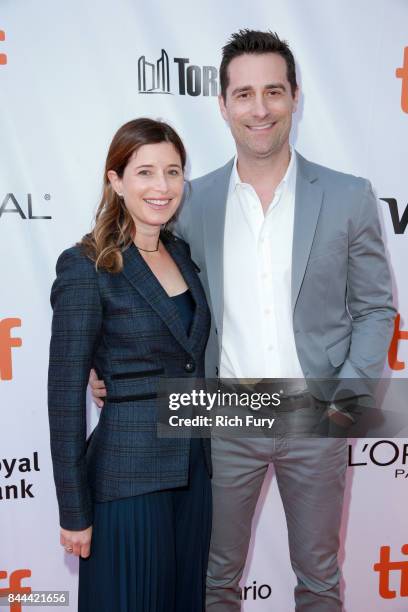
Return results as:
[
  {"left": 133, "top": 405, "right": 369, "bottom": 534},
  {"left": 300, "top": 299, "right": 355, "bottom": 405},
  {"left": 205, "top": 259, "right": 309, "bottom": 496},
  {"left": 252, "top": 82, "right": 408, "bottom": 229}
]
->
[
  {"left": 333, "top": 180, "right": 396, "bottom": 404},
  {"left": 48, "top": 246, "right": 102, "bottom": 530}
]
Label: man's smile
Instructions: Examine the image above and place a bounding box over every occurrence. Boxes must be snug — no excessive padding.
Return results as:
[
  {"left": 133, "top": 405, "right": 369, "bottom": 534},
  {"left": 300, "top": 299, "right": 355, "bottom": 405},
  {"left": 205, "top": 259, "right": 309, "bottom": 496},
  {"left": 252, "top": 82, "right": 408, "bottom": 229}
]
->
[{"left": 246, "top": 121, "right": 276, "bottom": 131}]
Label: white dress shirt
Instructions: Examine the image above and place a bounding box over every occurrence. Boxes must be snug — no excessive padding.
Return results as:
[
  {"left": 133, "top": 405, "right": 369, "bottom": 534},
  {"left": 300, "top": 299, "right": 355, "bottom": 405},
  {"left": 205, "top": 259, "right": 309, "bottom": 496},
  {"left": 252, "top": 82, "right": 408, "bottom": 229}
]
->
[{"left": 220, "top": 148, "right": 305, "bottom": 380}]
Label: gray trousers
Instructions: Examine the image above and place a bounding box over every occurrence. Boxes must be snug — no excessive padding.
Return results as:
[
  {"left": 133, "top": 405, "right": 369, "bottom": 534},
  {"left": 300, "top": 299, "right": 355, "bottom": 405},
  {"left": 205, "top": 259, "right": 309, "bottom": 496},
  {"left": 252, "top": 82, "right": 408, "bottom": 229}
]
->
[{"left": 206, "top": 434, "right": 347, "bottom": 611}]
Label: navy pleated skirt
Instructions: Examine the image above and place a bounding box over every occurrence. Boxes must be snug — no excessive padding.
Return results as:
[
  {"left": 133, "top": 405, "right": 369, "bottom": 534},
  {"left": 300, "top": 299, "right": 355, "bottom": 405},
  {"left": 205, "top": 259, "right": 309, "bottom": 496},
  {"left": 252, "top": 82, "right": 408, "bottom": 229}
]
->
[{"left": 78, "top": 439, "right": 212, "bottom": 612}]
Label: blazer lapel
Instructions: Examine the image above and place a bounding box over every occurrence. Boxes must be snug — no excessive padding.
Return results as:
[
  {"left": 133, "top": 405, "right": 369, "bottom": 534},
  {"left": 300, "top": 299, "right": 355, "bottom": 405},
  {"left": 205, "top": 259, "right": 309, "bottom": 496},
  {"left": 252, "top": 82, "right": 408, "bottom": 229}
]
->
[
  {"left": 291, "top": 153, "right": 324, "bottom": 312},
  {"left": 203, "top": 159, "right": 234, "bottom": 336},
  {"left": 165, "top": 237, "right": 209, "bottom": 352},
  {"left": 121, "top": 243, "right": 190, "bottom": 351}
]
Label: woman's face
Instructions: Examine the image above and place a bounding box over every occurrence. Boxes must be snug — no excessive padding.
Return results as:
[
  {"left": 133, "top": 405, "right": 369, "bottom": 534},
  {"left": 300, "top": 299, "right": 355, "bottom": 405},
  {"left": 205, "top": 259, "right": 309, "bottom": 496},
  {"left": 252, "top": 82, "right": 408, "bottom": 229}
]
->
[{"left": 109, "top": 141, "right": 184, "bottom": 230}]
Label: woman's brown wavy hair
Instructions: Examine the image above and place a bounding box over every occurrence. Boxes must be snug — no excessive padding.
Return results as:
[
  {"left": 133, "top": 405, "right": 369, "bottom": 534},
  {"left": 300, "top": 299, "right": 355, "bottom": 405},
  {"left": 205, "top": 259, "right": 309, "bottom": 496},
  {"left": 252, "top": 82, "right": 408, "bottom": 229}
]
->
[{"left": 79, "top": 118, "right": 187, "bottom": 273}]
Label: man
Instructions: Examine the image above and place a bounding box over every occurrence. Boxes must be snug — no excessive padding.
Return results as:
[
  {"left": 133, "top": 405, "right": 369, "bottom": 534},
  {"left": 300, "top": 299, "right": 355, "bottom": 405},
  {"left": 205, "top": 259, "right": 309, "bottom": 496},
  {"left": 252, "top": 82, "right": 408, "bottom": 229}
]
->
[{"left": 92, "top": 30, "right": 395, "bottom": 611}]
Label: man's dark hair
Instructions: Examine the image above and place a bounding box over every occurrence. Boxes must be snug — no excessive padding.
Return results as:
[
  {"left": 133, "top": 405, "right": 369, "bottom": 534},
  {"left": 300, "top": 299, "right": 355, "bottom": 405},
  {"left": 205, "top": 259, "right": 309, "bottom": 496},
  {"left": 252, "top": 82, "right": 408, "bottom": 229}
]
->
[{"left": 219, "top": 29, "right": 297, "bottom": 100}]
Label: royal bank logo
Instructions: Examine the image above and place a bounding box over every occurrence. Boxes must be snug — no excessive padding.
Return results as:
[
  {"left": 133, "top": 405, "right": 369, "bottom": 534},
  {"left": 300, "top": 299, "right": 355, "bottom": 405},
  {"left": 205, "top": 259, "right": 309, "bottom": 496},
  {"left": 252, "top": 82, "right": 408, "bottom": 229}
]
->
[
  {"left": 0, "top": 451, "right": 39, "bottom": 500},
  {"left": 137, "top": 48, "right": 218, "bottom": 97}
]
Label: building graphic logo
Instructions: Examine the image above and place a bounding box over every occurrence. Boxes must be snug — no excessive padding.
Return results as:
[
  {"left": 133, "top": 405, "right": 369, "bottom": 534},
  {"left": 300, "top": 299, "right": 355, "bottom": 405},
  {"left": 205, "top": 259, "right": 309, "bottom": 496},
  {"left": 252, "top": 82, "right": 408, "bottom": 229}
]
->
[
  {"left": 137, "top": 49, "right": 218, "bottom": 97},
  {"left": 138, "top": 49, "right": 170, "bottom": 94},
  {"left": 374, "top": 545, "right": 408, "bottom": 598},
  {"left": 0, "top": 318, "right": 22, "bottom": 381},
  {"left": 0, "top": 30, "right": 6, "bottom": 65},
  {"left": 396, "top": 47, "right": 408, "bottom": 113}
]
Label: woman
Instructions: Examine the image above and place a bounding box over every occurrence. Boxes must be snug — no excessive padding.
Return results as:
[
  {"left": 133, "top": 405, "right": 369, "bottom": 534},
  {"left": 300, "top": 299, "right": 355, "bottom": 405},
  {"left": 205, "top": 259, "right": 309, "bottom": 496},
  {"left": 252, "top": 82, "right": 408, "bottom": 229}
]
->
[{"left": 48, "top": 118, "right": 212, "bottom": 611}]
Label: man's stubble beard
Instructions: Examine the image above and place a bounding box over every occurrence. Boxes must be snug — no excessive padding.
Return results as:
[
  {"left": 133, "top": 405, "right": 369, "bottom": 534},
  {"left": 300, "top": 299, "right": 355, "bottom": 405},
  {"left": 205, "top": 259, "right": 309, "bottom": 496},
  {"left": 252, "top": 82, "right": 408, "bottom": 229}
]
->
[{"left": 235, "top": 118, "right": 292, "bottom": 163}]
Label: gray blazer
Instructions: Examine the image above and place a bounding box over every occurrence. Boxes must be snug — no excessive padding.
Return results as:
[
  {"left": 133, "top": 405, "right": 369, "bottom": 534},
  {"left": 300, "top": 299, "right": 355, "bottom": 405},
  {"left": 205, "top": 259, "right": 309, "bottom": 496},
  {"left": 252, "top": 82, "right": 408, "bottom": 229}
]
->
[
  {"left": 48, "top": 231, "right": 211, "bottom": 531},
  {"left": 175, "top": 152, "right": 395, "bottom": 390}
]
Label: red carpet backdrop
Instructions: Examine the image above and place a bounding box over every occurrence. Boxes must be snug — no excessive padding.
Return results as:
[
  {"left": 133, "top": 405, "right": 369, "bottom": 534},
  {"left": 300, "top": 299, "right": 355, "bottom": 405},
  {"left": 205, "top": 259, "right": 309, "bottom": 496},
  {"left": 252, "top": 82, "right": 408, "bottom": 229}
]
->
[{"left": 0, "top": 0, "right": 407, "bottom": 610}]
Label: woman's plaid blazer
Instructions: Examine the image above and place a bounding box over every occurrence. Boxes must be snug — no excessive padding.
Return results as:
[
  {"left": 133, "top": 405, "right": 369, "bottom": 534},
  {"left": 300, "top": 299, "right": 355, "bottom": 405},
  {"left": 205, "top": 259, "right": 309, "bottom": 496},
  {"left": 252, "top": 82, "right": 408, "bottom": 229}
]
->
[{"left": 48, "top": 231, "right": 211, "bottom": 530}]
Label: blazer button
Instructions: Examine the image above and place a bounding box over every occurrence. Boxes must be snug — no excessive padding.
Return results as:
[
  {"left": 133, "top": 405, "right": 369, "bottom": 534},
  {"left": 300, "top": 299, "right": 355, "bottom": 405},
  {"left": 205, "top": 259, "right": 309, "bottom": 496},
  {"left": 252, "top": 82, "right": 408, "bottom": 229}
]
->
[
  {"left": 184, "top": 360, "right": 195, "bottom": 373},
  {"left": 215, "top": 366, "right": 219, "bottom": 376}
]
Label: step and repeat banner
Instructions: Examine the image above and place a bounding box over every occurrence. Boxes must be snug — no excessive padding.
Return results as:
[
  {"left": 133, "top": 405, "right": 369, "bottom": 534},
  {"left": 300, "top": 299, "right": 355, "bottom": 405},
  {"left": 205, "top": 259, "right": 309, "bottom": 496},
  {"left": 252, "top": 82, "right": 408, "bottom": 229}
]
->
[{"left": 1, "top": 0, "right": 407, "bottom": 610}]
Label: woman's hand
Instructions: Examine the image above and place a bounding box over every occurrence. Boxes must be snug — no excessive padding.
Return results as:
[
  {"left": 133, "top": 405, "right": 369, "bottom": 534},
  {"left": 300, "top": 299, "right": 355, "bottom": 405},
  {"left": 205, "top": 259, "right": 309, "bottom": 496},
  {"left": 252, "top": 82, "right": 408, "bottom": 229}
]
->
[
  {"left": 89, "top": 368, "right": 106, "bottom": 408},
  {"left": 60, "top": 526, "right": 92, "bottom": 558}
]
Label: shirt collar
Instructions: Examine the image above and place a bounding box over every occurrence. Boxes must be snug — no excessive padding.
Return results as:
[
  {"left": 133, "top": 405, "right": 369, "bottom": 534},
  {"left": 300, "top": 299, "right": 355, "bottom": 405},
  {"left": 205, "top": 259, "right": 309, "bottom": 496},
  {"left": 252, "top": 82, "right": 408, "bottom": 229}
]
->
[{"left": 229, "top": 146, "right": 297, "bottom": 196}]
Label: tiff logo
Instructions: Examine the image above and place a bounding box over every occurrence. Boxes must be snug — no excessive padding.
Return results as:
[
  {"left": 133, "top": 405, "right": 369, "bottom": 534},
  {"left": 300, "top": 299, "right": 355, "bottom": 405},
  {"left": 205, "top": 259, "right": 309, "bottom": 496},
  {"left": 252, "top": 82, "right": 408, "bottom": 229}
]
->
[
  {"left": 374, "top": 545, "right": 408, "bottom": 599},
  {"left": 388, "top": 314, "right": 408, "bottom": 371},
  {"left": 138, "top": 49, "right": 170, "bottom": 94},
  {"left": 0, "top": 30, "right": 6, "bottom": 65},
  {"left": 0, "top": 569, "right": 31, "bottom": 612},
  {"left": 0, "top": 318, "right": 22, "bottom": 381},
  {"left": 396, "top": 47, "right": 408, "bottom": 113}
]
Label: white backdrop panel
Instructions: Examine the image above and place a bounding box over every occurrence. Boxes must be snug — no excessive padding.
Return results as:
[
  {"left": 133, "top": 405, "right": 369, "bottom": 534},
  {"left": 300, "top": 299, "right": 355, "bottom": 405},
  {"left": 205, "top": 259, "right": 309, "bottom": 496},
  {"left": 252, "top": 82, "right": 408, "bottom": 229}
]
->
[{"left": 1, "top": 1, "right": 407, "bottom": 610}]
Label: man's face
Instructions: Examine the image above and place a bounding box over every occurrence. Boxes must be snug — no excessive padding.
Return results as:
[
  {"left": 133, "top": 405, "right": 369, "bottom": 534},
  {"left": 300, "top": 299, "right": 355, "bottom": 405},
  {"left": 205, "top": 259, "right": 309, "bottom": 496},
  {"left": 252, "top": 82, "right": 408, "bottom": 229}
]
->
[{"left": 219, "top": 53, "right": 298, "bottom": 160}]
